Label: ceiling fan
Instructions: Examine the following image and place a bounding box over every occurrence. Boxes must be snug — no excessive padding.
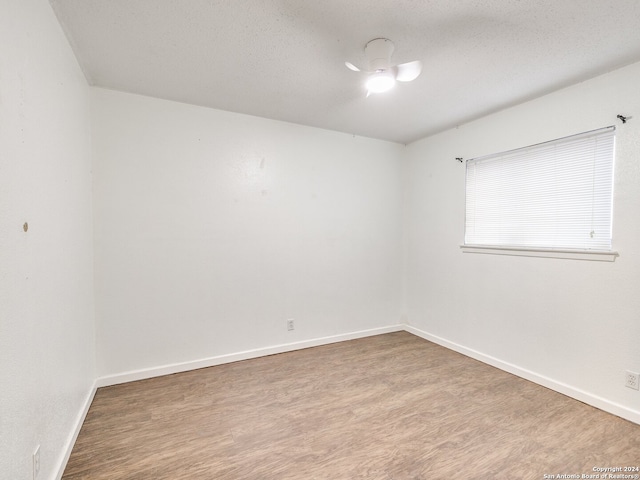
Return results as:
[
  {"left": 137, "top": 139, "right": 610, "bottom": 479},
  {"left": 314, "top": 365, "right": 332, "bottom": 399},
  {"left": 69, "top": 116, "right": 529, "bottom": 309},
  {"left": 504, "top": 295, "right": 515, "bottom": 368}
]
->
[{"left": 345, "top": 38, "right": 422, "bottom": 96}]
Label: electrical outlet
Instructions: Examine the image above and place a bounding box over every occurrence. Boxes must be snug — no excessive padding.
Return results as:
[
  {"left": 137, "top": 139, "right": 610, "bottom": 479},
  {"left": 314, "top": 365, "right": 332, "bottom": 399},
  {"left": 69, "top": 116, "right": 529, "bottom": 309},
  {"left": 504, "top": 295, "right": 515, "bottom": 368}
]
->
[
  {"left": 287, "top": 319, "right": 294, "bottom": 331},
  {"left": 33, "top": 445, "right": 40, "bottom": 479},
  {"left": 626, "top": 371, "right": 639, "bottom": 390}
]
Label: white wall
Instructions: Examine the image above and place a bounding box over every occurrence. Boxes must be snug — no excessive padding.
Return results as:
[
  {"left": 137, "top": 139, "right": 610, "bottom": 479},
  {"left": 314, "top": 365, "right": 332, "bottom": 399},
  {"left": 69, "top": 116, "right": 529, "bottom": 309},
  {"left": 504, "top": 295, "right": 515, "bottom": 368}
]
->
[
  {"left": 404, "top": 61, "right": 640, "bottom": 420},
  {"left": 0, "top": 1, "right": 95, "bottom": 479},
  {"left": 91, "top": 88, "right": 404, "bottom": 378}
]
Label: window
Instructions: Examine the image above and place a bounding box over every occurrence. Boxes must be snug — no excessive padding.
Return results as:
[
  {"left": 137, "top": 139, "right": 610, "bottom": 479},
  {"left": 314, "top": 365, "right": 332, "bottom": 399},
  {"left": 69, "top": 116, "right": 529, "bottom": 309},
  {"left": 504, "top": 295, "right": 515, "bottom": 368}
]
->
[{"left": 464, "top": 127, "right": 615, "bottom": 252}]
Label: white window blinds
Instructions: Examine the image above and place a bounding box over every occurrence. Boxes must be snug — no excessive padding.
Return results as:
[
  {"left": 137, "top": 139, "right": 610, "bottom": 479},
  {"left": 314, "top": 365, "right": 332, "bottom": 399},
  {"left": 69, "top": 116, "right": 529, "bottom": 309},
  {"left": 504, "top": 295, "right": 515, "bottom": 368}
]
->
[{"left": 465, "top": 127, "right": 615, "bottom": 251}]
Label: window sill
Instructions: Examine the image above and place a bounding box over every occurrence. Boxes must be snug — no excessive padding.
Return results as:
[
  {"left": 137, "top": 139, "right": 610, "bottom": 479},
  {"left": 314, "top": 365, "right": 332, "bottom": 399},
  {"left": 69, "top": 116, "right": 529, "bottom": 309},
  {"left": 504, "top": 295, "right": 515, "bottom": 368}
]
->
[{"left": 460, "top": 245, "right": 619, "bottom": 262}]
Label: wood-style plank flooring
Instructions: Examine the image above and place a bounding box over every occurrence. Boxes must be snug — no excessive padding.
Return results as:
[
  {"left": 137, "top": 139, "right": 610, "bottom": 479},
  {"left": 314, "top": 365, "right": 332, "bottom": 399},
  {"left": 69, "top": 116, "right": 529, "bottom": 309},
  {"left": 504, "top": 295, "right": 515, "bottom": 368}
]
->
[{"left": 63, "top": 332, "right": 640, "bottom": 479}]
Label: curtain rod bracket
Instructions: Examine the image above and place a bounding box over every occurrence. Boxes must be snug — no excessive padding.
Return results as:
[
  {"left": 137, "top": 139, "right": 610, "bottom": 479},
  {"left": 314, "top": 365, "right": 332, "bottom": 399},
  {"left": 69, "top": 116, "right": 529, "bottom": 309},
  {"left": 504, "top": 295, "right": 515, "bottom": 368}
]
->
[
  {"left": 456, "top": 157, "right": 463, "bottom": 163},
  {"left": 617, "top": 114, "right": 632, "bottom": 124}
]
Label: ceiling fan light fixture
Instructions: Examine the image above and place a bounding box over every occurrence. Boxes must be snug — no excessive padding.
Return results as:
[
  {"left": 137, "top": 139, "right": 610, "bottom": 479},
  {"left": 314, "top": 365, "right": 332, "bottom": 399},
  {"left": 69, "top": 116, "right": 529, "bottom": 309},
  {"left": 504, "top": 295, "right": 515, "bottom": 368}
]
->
[
  {"left": 346, "top": 37, "right": 420, "bottom": 97},
  {"left": 366, "top": 71, "right": 395, "bottom": 94}
]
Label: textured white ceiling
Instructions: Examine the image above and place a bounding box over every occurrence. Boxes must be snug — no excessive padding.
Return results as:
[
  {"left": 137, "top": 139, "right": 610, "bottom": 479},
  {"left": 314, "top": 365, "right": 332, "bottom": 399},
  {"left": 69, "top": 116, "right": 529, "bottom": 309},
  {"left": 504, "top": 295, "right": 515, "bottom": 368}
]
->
[{"left": 50, "top": 0, "right": 640, "bottom": 144}]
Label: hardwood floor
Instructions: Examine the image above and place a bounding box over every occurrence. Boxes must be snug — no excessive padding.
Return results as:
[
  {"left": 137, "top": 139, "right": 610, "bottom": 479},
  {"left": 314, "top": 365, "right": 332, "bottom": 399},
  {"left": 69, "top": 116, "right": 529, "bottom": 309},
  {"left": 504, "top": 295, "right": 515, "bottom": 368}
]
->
[{"left": 63, "top": 332, "right": 640, "bottom": 479}]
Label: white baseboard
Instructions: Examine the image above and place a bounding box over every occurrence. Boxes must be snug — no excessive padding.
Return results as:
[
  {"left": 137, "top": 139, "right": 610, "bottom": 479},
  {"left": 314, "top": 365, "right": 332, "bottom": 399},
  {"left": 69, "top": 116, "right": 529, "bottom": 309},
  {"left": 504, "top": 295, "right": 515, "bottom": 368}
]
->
[
  {"left": 404, "top": 324, "right": 640, "bottom": 426},
  {"left": 96, "top": 325, "right": 404, "bottom": 388},
  {"left": 96, "top": 323, "right": 640, "bottom": 425},
  {"left": 55, "top": 380, "right": 97, "bottom": 480},
  {"left": 59, "top": 323, "right": 638, "bottom": 478}
]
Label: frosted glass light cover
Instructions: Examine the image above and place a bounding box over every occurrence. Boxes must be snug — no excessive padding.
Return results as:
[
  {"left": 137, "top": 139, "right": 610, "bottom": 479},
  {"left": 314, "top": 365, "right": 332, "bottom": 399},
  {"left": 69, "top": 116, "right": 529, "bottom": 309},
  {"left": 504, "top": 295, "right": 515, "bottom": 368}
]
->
[{"left": 366, "top": 72, "right": 395, "bottom": 94}]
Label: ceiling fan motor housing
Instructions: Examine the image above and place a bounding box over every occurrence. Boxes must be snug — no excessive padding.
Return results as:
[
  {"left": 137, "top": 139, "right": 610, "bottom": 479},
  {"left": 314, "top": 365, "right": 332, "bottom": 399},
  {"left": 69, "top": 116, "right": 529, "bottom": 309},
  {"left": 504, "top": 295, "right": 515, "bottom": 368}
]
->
[{"left": 365, "top": 38, "right": 394, "bottom": 71}]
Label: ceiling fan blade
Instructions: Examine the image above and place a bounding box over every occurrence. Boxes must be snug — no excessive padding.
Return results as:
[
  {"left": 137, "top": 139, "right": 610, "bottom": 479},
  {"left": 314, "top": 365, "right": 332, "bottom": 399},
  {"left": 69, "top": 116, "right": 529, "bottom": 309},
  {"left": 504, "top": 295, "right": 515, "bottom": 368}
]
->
[
  {"left": 395, "top": 60, "right": 422, "bottom": 82},
  {"left": 345, "top": 61, "right": 362, "bottom": 72}
]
